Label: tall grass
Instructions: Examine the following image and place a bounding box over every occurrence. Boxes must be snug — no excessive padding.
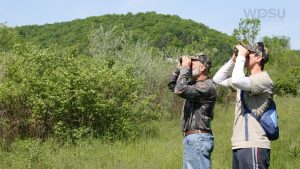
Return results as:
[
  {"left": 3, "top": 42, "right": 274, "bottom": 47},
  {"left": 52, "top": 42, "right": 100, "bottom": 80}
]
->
[{"left": 0, "top": 96, "right": 299, "bottom": 169}]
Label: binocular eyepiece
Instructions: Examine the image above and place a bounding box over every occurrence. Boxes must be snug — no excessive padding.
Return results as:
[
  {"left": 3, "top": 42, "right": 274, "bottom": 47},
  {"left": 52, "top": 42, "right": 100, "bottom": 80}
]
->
[
  {"left": 178, "top": 57, "right": 183, "bottom": 64},
  {"left": 177, "top": 57, "right": 196, "bottom": 65},
  {"left": 233, "top": 47, "right": 239, "bottom": 57},
  {"left": 233, "top": 43, "right": 246, "bottom": 57}
]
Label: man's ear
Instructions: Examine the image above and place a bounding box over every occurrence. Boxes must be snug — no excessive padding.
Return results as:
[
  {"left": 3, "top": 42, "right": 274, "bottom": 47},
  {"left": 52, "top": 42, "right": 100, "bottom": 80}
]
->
[
  {"left": 200, "top": 64, "right": 206, "bottom": 72},
  {"left": 256, "top": 56, "right": 263, "bottom": 63}
]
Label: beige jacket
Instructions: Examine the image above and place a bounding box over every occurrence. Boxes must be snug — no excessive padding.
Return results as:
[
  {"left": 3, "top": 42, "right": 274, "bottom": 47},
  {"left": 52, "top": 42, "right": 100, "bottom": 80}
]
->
[{"left": 229, "top": 71, "right": 274, "bottom": 149}]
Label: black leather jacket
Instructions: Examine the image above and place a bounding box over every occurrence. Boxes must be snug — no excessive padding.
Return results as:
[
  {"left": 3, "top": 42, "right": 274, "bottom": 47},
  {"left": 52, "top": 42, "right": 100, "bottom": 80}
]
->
[{"left": 168, "top": 68, "right": 217, "bottom": 132}]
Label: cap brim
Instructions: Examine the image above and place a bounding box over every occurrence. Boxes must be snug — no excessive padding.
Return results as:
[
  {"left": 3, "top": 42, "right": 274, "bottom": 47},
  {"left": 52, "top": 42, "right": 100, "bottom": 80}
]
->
[{"left": 244, "top": 45, "right": 253, "bottom": 51}]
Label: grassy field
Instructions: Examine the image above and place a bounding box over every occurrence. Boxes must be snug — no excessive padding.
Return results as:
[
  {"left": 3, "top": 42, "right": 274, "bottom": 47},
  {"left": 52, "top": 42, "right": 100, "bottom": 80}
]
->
[{"left": 0, "top": 96, "right": 299, "bottom": 169}]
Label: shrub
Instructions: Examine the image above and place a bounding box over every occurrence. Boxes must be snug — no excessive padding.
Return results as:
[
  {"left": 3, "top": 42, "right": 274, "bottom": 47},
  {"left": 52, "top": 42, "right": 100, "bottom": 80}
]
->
[
  {"left": 263, "top": 36, "right": 300, "bottom": 96},
  {"left": 89, "top": 25, "right": 177, "bottom": 115},
  {"left": 0, "top": 43, "right": 158, "bottom": 144}
]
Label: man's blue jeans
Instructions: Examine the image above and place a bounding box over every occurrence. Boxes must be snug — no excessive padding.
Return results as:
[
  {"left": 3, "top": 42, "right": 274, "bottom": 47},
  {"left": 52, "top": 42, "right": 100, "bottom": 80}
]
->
[{"left": 183, "top": 133, "right": 214, "bottom": 169}]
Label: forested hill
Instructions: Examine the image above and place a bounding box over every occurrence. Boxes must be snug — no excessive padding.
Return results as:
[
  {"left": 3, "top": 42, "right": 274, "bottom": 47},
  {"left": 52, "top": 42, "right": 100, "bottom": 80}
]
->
[
  {"left": 15, "top": 12, "right": 236, "bottom": 61},
  {"left": 0, "top": 11, "right": 299, "bottom": 145}
]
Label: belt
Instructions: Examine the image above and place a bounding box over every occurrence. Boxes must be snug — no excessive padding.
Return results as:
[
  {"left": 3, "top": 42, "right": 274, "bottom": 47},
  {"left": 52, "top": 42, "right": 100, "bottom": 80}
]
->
[{"left": 184, "top": 129, "right": 211, "bottom": 137}]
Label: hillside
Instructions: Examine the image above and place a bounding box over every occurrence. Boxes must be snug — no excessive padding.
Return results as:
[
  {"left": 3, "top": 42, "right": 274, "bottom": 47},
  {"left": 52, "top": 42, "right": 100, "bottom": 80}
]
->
[
  {"left": 0, "top": 10, "right": 299, "bottom": 155},
  {"left": 13, "top": 12, "right": 300, "bottom": 95},
  {"left": 295, "top": 50, "right": 300, "bottom": 56},
  {"left": 15, "top": 12, "right": 237, "bottom": 65}
]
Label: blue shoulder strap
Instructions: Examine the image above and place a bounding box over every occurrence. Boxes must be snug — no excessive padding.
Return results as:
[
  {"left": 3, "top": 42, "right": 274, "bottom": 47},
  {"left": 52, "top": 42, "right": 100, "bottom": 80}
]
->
[
  {"left": 240, "top": 90, "right": 275, "bottom": 141},
  {"left": 240, "top": 90, "right": 249, "bottom": 141}
]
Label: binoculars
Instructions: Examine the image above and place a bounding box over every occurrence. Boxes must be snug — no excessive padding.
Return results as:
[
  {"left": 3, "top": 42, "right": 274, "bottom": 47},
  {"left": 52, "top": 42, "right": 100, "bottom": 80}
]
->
[
  {"left": 178, "top": 57, "right": 199, "bottom": 65},
  {"left": 233, "top": 47, "right": 239, "bottom": 57},
  {"left": 233, "top": 43, "right": 247, "bottom": 57}
]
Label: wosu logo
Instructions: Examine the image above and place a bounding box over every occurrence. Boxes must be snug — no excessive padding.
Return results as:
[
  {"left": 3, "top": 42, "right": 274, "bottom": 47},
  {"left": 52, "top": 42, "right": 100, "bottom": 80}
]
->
[{"left": 243, "top": 8, "right": 285, "bottom": 20}]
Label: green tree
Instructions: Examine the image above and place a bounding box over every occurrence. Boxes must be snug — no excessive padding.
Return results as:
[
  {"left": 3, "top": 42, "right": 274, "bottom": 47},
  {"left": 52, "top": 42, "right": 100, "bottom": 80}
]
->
[
  {"left": 232, "top": 18, "right": 261, "bottom": 44},
  {"left": 263, "top": 36, "right": 290, "bottom": 49},
  {"left": 262, "top": 36, "right": 300, "bottom": 95},
  {"left": 0, "top": 23, "right": 19, "bottom": 52}
]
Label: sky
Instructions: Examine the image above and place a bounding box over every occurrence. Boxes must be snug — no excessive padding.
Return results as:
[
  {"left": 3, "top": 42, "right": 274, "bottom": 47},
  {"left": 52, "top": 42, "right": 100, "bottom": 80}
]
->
[{"left": 1, "top": 0, "right": 299, "bottom": 49}]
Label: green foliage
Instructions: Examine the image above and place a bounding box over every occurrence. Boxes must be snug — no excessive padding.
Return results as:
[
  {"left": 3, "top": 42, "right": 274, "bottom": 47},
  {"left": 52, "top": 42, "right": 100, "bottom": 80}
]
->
[
  {"left": 0, "top": 23, "right": 19, "bottom": 52},
  {"left": 1, "top": 12, "right": 298, "bottom": 148},
  {"left": 0, "top": 42, "right": 159, "bottom": 144},
  {"left": 89, "top": 25, "right": 180, "bottom": 116},
  {"left": 263, "top": 36, "right": 290, "bottom": 49},
  {"left": 263, "top": 36, "right": 300, "bottom": 95},
  {"left": 295, "top": 49, "right": 300, "bottom": 56},
  {"left": 1, "top": 96, "right": 299, "bottom": 169},
  {"left": 15, "top": 12, "right": 236, "bottom": 66},
  {"left": 14, "top": 13, "right": 238, "bottom": 105},
  {"left": 271, "top": 65, "right": 299, "bottom": 96},
  {"left": 232, "top": 18, "right": 261, "bottom": 44}
]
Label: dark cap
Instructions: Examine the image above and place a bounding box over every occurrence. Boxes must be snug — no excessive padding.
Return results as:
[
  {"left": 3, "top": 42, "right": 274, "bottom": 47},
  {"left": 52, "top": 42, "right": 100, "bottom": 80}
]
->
[
  {"left": 244, "top": 42, "right": 269, "bottom": 64},
  {"left": 244, "top": 42, "right": 266, "bottom": 56},
  {"left": 190, "top": 52, "right": 212, "bottom": 71}
]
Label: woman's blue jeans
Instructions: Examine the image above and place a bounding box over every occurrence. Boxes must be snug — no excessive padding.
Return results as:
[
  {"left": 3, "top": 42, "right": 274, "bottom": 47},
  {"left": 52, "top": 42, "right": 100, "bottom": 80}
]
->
[{"left": 183, "top": 133, "right": 214, "bottom": 169}]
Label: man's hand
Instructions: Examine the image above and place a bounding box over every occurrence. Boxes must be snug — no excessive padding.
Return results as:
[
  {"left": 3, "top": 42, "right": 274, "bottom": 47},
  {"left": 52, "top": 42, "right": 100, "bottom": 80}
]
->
[
  {"left": 231, "top": 53, "right": 237, "bottom": 63},
  {"left": 181, "top": 56, "right": 191, "bottom": 68},
  {"left": 176, "top": 60, "right": 181, "bottom": 68},
  {"left": 235, "top": 44, "right": 249, "bottom": 57}
]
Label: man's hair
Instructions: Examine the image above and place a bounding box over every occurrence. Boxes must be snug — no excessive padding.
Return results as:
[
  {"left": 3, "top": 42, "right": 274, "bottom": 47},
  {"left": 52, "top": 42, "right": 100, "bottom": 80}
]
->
[{"left": 257, "top": 42, "right": 269, "bottom": 70}]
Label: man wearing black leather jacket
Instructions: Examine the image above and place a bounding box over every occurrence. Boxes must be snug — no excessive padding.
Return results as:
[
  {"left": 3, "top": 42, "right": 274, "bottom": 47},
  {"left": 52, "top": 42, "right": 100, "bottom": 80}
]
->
[{"left": 168, "top": 53, "right": 217, "bottom": 169}]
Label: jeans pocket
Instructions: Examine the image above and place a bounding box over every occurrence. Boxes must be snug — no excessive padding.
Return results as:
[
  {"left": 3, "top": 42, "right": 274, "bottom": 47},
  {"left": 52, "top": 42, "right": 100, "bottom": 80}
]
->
[
  {"left": 200, "top": 135, "right": 214, "bottom": 157},
  {"left": 183, "top": 135, "right": 199, "bottom": 156}
]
